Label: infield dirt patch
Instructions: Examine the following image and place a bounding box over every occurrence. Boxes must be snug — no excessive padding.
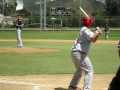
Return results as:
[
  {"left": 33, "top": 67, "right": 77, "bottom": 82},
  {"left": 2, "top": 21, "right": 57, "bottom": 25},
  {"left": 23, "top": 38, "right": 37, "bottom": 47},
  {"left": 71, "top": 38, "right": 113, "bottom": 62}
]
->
[
  {"left": 0, "top": 39, "right": 118, "bottom": 44},
  {"left": 0, "top": 47, "right": 59, "bottom": 53},
  {"left": 0, "top": 74, "right": 114, "bottom": 90}
]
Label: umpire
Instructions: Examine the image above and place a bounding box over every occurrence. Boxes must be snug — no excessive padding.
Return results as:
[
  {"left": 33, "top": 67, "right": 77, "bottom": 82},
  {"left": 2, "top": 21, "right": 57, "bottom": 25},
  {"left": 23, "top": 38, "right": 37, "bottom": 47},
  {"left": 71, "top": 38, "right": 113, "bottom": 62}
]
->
[{"left": 108, "top": 41, "right": 120, "bottom": 90}]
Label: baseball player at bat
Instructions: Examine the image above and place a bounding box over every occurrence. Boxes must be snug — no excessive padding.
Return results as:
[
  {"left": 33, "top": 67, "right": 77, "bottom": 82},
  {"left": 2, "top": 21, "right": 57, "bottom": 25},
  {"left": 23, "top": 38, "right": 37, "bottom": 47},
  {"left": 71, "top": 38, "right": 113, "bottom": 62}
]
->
[
  {"left": 16, "top": 14, "right": 23, "bottom": 48},
  {"left": 108, "top": 41, "right": 120, "bottom": 90},
  {"left": 68, "top": 14, "right": 102, "bottom": 90}
]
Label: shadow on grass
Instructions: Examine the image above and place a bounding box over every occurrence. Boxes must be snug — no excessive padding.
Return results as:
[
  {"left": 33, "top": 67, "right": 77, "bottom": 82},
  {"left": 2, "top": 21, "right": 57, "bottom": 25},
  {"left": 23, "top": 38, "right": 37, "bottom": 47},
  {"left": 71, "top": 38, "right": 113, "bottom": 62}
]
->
[{"left": 54, "top": 87, "right": 68, "bottom": 90}]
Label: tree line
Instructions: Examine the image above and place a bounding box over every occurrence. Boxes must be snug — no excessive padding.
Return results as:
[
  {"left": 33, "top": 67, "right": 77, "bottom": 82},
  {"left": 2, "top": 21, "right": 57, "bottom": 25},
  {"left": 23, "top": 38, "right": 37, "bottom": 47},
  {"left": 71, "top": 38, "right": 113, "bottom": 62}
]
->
[
  {"left": 0, "top": 0, "right": 120, "bottom": 27},
  {"left": 0, "top": 0, "right": 119, "bottom": 17}
]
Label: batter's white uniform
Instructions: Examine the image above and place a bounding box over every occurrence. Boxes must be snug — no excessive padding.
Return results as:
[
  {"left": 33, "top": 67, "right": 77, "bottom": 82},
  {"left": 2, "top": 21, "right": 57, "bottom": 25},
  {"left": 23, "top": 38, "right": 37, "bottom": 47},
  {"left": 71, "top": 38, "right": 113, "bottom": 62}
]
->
[{"left": 69, "top": 26, "right": 94, "bottom": 90}]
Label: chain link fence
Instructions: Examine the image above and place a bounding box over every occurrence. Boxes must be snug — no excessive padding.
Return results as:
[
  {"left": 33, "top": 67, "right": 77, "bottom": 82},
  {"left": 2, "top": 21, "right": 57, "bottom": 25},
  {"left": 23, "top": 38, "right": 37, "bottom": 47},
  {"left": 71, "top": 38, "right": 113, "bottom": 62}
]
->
[
  {"left": 0, "top": 16, "right": 120, "bottom": 30},
  {"left": 26, "top": 16, "right": 120, "bottom": 28}
]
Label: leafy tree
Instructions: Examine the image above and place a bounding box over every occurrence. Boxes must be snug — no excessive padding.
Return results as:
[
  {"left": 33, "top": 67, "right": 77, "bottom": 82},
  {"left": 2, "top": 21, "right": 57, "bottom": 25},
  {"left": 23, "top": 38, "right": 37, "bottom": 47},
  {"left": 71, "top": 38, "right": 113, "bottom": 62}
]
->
[{"left": 105, "top": 0, "right": 120, "bottom": 16}]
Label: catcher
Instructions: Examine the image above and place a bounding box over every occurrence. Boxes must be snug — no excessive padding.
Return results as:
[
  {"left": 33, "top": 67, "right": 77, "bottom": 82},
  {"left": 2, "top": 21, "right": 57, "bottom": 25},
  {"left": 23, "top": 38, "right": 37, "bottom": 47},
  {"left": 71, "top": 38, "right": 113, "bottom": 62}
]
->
[{"left": 108, "top": 41, "right": 120, "bottom": 90}]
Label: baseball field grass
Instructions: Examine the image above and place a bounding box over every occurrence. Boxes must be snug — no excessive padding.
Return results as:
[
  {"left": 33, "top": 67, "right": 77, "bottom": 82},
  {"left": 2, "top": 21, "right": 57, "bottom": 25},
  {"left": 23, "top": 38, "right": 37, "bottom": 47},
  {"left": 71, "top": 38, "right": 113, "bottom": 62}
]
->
[
  {"left": 0, "top": 29, "right": 120, "bottom": 39},
  {"left": 0, "top": 29, "right": 120, "bottom": 76}
]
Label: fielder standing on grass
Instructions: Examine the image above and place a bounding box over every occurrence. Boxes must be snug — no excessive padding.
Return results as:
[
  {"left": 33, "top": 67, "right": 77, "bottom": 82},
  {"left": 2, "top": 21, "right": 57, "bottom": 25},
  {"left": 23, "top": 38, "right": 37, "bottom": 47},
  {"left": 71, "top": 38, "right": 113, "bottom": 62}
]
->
[
  {"left": 16, "top": 14, "right": 23, "bottom": 48},
  {"left": 104, "top": 24, "right": 109, "bottom": 40},
  {"left": 108, "top": 41, "right": 120, "bottom": 90},
  {"left": 68, "top": 13, "right": 102, "bottom": 90}
]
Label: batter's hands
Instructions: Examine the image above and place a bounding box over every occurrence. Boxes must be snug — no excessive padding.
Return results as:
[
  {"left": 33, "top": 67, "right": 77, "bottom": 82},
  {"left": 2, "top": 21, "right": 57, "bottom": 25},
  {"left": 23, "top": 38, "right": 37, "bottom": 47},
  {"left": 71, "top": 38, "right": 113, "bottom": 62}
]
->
[{"left": 95, "top": 26, "right": 102, "bottom": 35}]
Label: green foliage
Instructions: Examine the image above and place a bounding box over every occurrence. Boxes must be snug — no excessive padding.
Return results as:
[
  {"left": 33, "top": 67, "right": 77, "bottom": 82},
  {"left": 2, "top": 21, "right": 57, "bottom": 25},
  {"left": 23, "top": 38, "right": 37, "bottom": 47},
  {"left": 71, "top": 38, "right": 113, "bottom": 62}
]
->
[
  {"left": 2, "top": 0, "right": 105, "bottom": 17},
  {"left": 105, "top": 0, "right": 120, "bottom": 16}
]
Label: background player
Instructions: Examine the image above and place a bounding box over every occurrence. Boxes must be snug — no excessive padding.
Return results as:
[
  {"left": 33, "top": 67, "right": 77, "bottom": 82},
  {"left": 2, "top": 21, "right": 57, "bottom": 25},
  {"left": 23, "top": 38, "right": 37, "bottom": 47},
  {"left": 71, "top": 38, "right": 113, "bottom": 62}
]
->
[
  {"left": 104, "top": 24, "right": 109, "bottom": 40},
  {"left": 68, "top": 14, "right": 102, "bottom": 90},
  {"left": 108, "top": 41, "right": 120, "bottom": 90},
  {"left": 16, "top": 14, "right": 23, "bottom": 48}
]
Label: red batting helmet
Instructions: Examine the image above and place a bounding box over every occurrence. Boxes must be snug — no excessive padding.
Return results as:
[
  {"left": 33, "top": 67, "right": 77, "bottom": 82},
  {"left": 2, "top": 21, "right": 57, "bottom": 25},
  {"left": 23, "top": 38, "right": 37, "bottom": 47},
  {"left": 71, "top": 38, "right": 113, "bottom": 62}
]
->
[{"left": 82, "top": 15, "right": 93, "bottom": 27}]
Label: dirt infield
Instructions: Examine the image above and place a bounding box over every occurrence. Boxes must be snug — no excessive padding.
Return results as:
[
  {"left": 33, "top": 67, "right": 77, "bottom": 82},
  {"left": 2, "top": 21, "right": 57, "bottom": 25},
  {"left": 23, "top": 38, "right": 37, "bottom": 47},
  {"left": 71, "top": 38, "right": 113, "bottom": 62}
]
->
[
  {"left": 0, "top": 74, "right": 115, "bottom": 90},
  {"left": 0, "top": 47, "right": 59, "bottom": 53},
  {"left": 0, "top": 39, "right": 118, "bottom": 44}
]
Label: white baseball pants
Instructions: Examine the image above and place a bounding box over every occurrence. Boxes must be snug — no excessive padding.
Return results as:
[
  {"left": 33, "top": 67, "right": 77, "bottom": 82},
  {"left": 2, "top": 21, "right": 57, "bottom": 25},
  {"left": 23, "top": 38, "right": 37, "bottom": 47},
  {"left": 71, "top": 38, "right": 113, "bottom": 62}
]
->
[
  {"left": 16, "top": 28, "right": 23, "bottom": 47},
  {"left": 69, "top": 51, "right": 93, "bottom": 90}
]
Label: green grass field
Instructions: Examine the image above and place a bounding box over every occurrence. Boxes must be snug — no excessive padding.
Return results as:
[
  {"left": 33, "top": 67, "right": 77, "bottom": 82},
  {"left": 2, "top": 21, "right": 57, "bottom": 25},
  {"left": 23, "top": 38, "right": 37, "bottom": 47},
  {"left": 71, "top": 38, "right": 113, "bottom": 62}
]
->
[
  {"left": 0, "top": 29, "right": 120, "bottom": 39},
  {"left": 0, "top": 30, "right": 120, "bottom": 75}
]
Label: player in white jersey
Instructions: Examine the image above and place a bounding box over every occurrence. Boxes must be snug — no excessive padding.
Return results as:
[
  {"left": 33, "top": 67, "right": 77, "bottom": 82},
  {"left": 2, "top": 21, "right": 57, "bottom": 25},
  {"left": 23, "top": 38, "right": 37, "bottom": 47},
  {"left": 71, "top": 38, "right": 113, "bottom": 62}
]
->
[
  {"left": 16, "top": 15, "right": 23, "bottom": 48},
  {"left": 68, "top": 15, "right": 102, "bottom": 90}
]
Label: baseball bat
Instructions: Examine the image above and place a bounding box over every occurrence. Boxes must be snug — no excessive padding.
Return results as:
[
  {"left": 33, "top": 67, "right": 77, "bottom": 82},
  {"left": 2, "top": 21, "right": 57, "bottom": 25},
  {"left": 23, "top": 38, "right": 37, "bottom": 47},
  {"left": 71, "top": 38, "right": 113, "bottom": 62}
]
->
[{"left": 79, "top": 7, "right": 90, "bottom": 20}]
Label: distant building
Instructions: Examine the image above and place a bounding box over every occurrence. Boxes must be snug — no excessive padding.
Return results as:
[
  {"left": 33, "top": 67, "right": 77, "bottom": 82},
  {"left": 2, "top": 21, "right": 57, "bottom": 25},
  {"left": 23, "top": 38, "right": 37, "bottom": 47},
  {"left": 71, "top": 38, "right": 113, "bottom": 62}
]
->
[
  {"left": 0, "top": 14, "right": 15, "bottom": 26},
  {"left": 0, "top": 14, "right": 4, "bottom": 24}
]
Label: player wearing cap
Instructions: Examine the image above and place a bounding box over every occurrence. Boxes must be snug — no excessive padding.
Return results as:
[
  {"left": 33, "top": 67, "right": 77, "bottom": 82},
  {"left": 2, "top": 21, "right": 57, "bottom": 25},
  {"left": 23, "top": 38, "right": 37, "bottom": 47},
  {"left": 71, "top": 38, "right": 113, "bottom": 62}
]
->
[
  {"left": 104, "top": 24, "right": 109, "bottom": 40},
  {"left": 68, "top": 15, "right": 102, "bottom": 90},
  {"left": 16, "top": 15, "right": 23, "bottom": 48}
]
